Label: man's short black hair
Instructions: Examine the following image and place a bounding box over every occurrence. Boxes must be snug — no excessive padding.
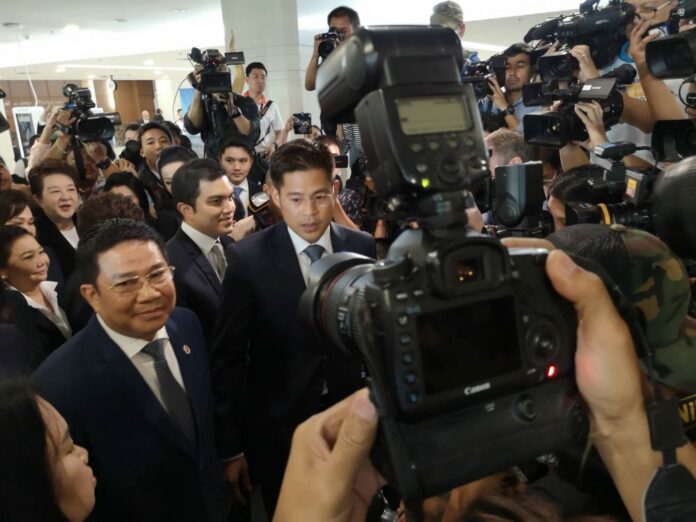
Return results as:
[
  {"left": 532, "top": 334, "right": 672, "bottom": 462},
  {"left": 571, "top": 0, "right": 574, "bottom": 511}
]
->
[
  {"left": 328, "top": 6, "right": 360, "bottom": 27},
  {"left": 218, "top": 137, "right": 254, "bottom": 161},
  {"left": 270, "top": 139, "right": 333, "bottom": 188},
  {"left": 77, "top": 192, "right": 144, "bottom": 239},
  {"left": 171, "top": 158, "right": 227, "bottom": 208},
  {"left": 503, "top": 43, "right": 532, "bottom": 58},
  {"left": 124, "top": 123, "right": 140, "bottom": 133},
  {"left": 156, "top": 145, "right": 198, "bottom": 174},
  {"left": 138, "top": 121, "right": 173, "bottom": 143},
  {"left": 245, "top": 62, "right": 267, "bottom": 77},
  {"left": 77, "top": 218, "right": 166, "bottom": 287},
  {"left": 314, "top": 135, "right": 340, "bottom": 150},
  {"left": 548, "top": 165, "right": 606, "bottom": 202},
  {"left": 163, "top": 121, "right": 181, "bottom": 139}
]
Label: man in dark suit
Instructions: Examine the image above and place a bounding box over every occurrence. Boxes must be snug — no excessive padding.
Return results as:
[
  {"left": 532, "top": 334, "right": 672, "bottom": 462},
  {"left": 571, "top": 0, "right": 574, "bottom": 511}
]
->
[
  {"left": 211, "top": 140, "right": 376, "bottom": 515},
  {"left": 34, "top": 219, "right": 227, "bottom": 522},
  {"left": 166, "top": 159, "right": 235, "bottom": 346},
  {"left": 218, "top": 137, "right": 262, "bottom": 218}
]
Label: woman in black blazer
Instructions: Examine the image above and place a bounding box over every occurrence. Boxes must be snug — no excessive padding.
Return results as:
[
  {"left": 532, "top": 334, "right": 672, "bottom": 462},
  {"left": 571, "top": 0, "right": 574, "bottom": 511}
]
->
[{"left": 0, "top": 225, "right": 72, "bottom": 370}]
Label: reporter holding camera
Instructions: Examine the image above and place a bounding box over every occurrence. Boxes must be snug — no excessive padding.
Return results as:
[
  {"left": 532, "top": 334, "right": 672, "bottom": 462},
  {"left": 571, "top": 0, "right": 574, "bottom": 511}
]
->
[
  {"left": 183, "top": 63, "right": 260, "bottom": 160},
  {"left": 274, "top": 250, "right": 696, "bottom": 522},
  {"left": 485, "top": 44, "right": 537, "bottom": 134}
]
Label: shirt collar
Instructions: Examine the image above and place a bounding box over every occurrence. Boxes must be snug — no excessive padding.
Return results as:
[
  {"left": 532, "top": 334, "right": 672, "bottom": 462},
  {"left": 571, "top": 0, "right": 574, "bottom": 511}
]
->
[
  {"left": 181, "top": 221, "right": 219, "bottom": 255},
  {"left": 233, "top": 178, "right": 249, "bottom": 193},
  {"left": 96, "top": 314, "right": 169, "bottom": 359},
  {"left": 286, "top": 224, "right": 333, "bottom": 257},
  {"left": 11, "top": 280, "right": 59, "bottom": 312}
]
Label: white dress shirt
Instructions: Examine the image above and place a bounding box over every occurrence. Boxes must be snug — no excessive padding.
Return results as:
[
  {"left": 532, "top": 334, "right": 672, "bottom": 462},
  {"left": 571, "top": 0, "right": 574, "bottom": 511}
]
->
[
  {"left": 181, "top": 221, "right": 225, "bottom": 272},
  {"left": 96, "top": 315, "right": 187, "bottom": 407},
  {"left": 232, "top": 178, "right": 250, "bottom": 217},
  {"left": 60, "top": 226, "right": 79, "bottom": 250},
  {"left": 287, "top": 225, "right": 333, "bottom": 286},
  {"left": 14, "top": 281, "right": 72, "bottom": 339}
]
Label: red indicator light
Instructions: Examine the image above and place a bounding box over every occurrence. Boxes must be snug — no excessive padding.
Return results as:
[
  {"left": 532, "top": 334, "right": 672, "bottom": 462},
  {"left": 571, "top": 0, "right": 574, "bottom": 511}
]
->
[{"left": 547, "top": 365, "right": 557, "bottom": 378}]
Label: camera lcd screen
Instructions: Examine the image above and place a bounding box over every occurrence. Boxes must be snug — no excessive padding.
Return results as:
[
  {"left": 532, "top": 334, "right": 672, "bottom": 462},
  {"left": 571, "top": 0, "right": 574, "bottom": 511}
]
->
[
  {"left": 395, "top": 96, "right": 469, "bottom": 136},
  {"left": 418, "top": 296, "right": 521, "bottom": 396}
]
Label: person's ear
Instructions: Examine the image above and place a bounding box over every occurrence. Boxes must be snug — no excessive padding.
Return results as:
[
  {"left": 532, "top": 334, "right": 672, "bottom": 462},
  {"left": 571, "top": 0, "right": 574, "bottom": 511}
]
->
[
  {"left": 271, "top": 185, "right": 281, "bottom": 208},
  {"left": 80, "top": 284, "right": 100, "bottom": 313},
  {"left": 177, "top": 202, "right": 194, "bottom": 219}
]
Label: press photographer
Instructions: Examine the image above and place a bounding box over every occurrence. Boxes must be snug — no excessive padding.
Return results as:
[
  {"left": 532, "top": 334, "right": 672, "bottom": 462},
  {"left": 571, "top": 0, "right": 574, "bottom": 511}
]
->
[{"left": 183, "top": 48, "right": 260, "bottom": 159}]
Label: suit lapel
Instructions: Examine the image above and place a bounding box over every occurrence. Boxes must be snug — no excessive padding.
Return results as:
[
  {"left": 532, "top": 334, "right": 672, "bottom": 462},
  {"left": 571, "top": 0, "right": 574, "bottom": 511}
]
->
[
  {"left": 272, "top": 222, "right": 306, "bottom": 293},
  {"left": 330, "top": 222, "right": 350, "bottom": 254},
  {"left": 88, "top": 316, "right": 198, "bottom": 460},
  {"left": 177, "top": 229, "right": 222, "bottom": 296},
  {"left": 167, "top": 319, "right": 205, "bottom": 460}
]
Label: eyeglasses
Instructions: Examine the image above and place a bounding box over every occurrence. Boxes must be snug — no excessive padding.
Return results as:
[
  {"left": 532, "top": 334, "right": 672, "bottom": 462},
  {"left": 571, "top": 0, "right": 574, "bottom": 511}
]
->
[
  {"left": 105, "top": 266, "right": 175, "bottom": 296},
  {"left": 634, "top": 0, "right": 672, "bottom": 21},
  {"left": 287, "top": 193, "right": 334, "bottom": 209}
]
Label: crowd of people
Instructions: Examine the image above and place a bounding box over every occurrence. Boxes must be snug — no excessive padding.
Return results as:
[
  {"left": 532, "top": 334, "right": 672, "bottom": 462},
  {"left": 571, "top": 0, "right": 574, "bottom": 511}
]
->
[{"left": 2, "top": 1, "right": 696, "bottom": 521}]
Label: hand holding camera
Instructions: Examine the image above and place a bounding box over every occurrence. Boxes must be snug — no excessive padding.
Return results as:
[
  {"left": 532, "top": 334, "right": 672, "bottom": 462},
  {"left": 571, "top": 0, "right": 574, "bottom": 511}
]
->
[
  {"left": 629, "top": 19, "right": 662, "bottom": 72},
  {"left": 569, "top": 45, "right": 600, "bottom": 83},
  {"left": 486, "top": 75, "right": 508, "bottom": 112},
  {"left": 574, "top": 100, "right": 609, "bottom": 148}
]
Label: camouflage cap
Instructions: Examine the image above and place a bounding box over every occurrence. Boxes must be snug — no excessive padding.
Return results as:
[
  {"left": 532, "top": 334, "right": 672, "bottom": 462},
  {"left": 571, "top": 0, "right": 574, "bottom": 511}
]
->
[
  {"left": 549, "top": 223, "right": 696, "bottom": 392},
  {"left": 431, "top": 1, "right": 464, "bottom": 29},
  {"left": 617, "top": 224, "right": 696, "bottom": 393}
]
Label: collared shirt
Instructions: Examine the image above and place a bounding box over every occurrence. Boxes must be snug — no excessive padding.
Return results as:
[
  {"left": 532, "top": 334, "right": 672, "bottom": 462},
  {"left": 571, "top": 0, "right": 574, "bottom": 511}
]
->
[
  {"left": 287, "top": 225, "right": 333, "bottom": 286},
  {"left": 232, "top": 178, "right": 250, "bottom": 217},
  {"left": 180, "top": 222, "right": 224, "bottom": 271},
  {"left": 96, "top": 315, "right": 187, "bottom": 407},
  {"left": 13, "top": 281, "right": 72, "bottom": 339}
]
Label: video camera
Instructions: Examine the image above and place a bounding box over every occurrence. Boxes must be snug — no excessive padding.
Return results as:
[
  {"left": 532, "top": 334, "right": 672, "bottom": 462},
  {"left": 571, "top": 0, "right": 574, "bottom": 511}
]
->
[
  {"left": 62, "top": 83, "right": 118, "bottom": 142},
  {"left": 646, "top": 0, "right": 696, "bottom": 79},
  {"left": 302, "top": 26, "right": 587, "bottom": 507},
  {"left": 188, "top": 47, "right": 244, "bottom": 95},
  {"left": 318, "top": 27, "right": 343, "bottom": 59},
  {"left": 461, "top": 54, "right": 507, "bottom": 100},
  {"left": 524, "top": 0, "right": 635, "bottom": 72}
]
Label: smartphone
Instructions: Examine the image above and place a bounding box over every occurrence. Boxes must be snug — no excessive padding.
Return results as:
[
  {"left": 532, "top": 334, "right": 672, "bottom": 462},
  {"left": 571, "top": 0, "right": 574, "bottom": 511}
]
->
[
  {"left": 293, "top": 112, "right": 312, "bottom": 134},
  {"left": 334, "top": 154, "right": 349, "bottom": 168}
]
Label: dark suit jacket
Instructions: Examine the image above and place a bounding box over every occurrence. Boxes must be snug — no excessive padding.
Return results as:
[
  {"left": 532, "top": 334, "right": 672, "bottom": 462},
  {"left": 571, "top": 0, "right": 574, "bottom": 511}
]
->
[
  {"left": 210, "top": 222, "right": 376, "bottom": 461},
  {"left": 34, "top": 211, "right": 77, "bottom": 278},
  {"left": 166, "top": 229, "right": 233, "bottom": 346},
  {"left": 2, "top": 289, "right": 70, "bottom": 370},
  {"left": 0, "top": 324, "right": 31, "bottom": 377},
  {"left": 34, "top": 309, "right": 227, "bottom": 522}
]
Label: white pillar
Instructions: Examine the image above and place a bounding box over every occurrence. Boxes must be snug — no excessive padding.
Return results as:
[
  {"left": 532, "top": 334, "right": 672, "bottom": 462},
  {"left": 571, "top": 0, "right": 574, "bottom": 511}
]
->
[
  {"left": 0, "top": 101, "right": 14, "bottom": 165},
  {"left": 154, "top": 79, "right": 179, "bottom": 121}
]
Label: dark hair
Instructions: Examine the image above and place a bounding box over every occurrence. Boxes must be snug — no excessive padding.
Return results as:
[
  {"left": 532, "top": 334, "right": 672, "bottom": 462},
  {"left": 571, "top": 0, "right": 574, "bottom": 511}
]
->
[
  {"left": 124, "top": 123, "right": 140, "bottom": 134},
  {"left": 548, "top": 165, "right": 606, "bottom": 202},
  {"left": 547, "top": 223, "right": 631, "bottom": 298},
  {"left": 156, "top": 145, "right": 198, "bottom": 174},
  {"left": 27, "top": 160, "right": 79, "bottom": 197},
  {"left": 218, "top": 137, "right": 254, "bottom": 161},
  {"left": 0, "top": 190, "right": 34, "bottom": 225},
  {"left": 270, "top": 139, "right": 333, "bottom": 188},
  {"left": 163, "top": 121, "right": 181, "bottom": 139},
  {"left": 314, "top": 135, "right": 340, "bottom": 150},
  {"left": 77, "top": 192, "right": 144, "bottom": 239},
  {"left": 0, "top": 225, "right": 32, "bottom": 270},
  {"left": 0, "top": 379, "right": 68, "bottom": 522},
  {"left": 138, "top": 121, "right": 173, "bottom": 143},
  {"left": 245, "top": 62, "right": 267, "bottom": 77},
  {"left": 171, "top": 158, "right": 227, "bottom": 208},
  {"left": 77, "top": 218, "right": 166, "bottom": 286},
  {"left": 28, "top": 134, "right": 40, "bottom": 149},
  {"left": 458, "top": 491, "right": 561, "bottom": 521},
  {"left": 102, "top": 172, "right": 151, "bottom": 219},
  {"left": 179, "top": 135, "right": 193, "bottom": 150},
  {"left": 327, "top": 6, "right": 360, "bottom": 27},
  {"left": 503, "top": 43, "right": 532, "bottom": 58}
]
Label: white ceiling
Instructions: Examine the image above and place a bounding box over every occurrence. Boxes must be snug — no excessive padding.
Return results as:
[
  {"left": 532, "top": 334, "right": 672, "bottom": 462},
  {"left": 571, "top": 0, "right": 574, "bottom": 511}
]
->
[{"left": 0, "top": 0, "right": 587, "bottom": 82}]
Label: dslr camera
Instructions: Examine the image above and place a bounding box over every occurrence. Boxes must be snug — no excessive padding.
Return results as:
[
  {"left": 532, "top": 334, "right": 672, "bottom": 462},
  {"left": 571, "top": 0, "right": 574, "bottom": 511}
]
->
[
  {"left": 318, "top": 27, "right": 343, "bottom": 59},
  {"left": 302, "top": 26, "right": 587, "bottom": 505},
  {"left": 62, "top": 83, "right": 118, "bottom": 142},
  {"left": 461, "top": 54, "right": 507, "bottom": 99}
]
